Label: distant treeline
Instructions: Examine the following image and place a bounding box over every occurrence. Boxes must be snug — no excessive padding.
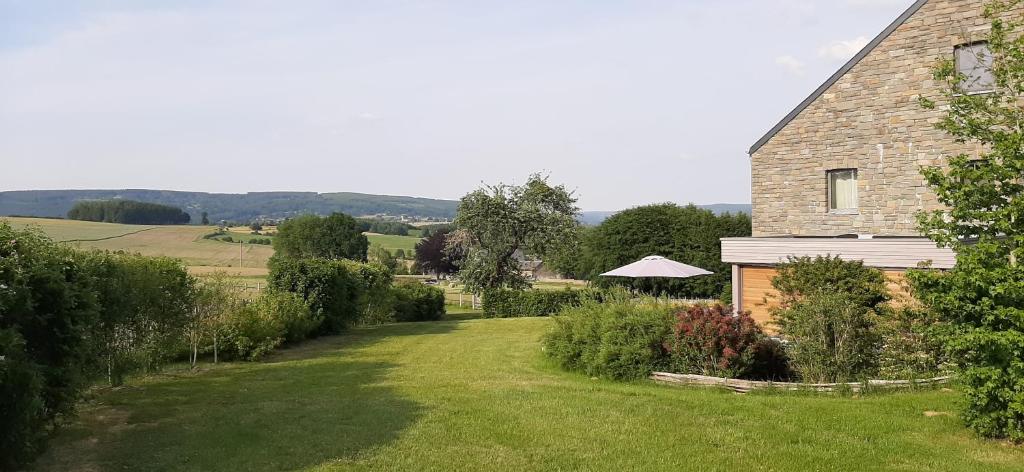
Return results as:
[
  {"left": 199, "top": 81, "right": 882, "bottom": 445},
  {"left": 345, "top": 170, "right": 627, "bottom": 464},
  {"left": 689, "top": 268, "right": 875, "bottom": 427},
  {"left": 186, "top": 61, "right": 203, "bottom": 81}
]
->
[{"left": 67, "top": 199, "right": 191, "bottom": 225}]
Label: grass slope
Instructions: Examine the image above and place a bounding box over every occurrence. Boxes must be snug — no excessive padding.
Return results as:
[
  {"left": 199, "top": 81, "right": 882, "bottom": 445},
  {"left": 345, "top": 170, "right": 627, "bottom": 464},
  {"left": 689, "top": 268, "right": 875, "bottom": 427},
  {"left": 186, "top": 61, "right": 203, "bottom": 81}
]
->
[{"left": 34, "top": 318, "right": 1024, "bottom": 471}]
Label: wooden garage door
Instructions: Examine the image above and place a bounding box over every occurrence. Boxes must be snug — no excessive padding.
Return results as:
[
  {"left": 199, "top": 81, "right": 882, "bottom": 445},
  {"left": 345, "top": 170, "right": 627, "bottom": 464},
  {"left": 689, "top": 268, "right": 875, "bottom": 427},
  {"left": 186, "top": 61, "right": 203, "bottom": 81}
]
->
[{"left": 739, "top": 266, "right": 914, "bottom": 331}]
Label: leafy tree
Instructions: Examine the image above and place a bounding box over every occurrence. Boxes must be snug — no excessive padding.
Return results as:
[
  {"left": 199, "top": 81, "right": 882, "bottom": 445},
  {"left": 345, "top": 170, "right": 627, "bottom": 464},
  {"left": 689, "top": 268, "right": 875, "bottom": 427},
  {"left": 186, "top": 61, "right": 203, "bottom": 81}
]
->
[
  {"left": 188, "top": 273, "right": 239, "bottom": 367},
  {"left": 912, "top": 0, "right": 1024, "bottom": 441},
  {"left": 249, "top": 222, "right": 263, "bottom": 232},
  {"left": 572, "top": 204, "right": 751, "bottom": 298},
  {"left": 448, "top": 174, "right": 580, "bottom": 292},
  {"left": 201, "top": 211, "right": 210, "bottom": 225},
  {"left": 415, "top": 229, "right": 459, "bottom": 277},
  {"left": 368, "top": 245, "right": 398, "bottom": 273},
  {"left": 273, "top": 213, "right": 369, "bottom": 261}
]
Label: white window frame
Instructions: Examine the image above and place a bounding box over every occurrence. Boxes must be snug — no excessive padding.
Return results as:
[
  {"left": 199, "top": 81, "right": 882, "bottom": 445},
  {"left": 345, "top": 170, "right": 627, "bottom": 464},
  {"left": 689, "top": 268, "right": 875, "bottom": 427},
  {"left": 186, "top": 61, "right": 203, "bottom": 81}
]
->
[
  {"left": 827, "top": 168, "right": 859, "bottom": 214},
  {"left": 955, "top": 41, "right": 995, "bottom": 95}
]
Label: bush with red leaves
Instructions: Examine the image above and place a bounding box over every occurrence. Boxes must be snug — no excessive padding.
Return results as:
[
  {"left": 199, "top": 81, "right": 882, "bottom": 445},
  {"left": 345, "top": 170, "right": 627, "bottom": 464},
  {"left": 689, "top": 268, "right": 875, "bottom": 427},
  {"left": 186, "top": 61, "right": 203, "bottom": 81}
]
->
[{"left": 666, "top": 304, "right": 790, "bottom": 380}]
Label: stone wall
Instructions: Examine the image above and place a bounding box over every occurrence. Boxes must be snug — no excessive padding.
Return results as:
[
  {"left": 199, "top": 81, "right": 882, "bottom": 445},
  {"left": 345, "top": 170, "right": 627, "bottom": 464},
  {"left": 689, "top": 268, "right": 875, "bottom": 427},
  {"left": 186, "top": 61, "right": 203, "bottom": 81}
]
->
[{"left": 750, "top": 0, "right": 1007, "bottom": 237}]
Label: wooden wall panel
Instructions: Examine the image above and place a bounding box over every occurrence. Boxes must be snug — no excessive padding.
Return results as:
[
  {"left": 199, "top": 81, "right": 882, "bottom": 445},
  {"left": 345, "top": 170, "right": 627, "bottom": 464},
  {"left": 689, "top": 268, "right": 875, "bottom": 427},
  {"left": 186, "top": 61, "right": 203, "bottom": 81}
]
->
[{"left": 738, "top": 266, "right": 914, "bottom": 332}]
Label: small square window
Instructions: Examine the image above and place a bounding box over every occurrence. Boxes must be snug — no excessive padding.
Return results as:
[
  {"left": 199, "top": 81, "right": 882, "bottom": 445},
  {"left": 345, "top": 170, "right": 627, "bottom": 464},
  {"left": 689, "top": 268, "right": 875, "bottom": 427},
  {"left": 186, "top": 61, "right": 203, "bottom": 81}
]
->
[
  {"left": 828, "top": 169, "right": 858, "bottom": 212},
  {"left": 955, "top": 42, "right": 995, "bottom": 94}
]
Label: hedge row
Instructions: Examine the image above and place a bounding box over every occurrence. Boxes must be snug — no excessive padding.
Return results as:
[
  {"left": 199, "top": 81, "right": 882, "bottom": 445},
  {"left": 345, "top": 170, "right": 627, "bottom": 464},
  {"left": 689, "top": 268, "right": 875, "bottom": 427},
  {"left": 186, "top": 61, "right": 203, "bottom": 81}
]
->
[
  {"left": 1, "top": 223, "right": 195, "bottom": 469},
  {"left": 481, "top": 288, "right": 585, "bottom": 318}
]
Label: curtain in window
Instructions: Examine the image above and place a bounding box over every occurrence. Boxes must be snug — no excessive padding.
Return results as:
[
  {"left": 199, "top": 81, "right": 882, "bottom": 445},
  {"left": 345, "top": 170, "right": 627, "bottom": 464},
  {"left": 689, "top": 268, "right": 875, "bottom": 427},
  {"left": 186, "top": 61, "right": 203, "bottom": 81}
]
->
[{"left": 830, "top": 170, "right": 857, "bottom": 210}]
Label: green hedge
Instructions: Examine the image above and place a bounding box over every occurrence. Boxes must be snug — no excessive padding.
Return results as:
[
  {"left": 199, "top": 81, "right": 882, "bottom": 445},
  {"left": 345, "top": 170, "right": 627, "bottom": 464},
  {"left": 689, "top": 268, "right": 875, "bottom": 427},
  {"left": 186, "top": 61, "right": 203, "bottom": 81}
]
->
[
  {"left": 543, "top": 299, "right": 676, "bottom": 380},
  {"left": 392, "top": 283, "right": 446, "bottom": 322},
  {"left": 266, "top": 255, "right": 392, "bottom": 334},
  {"left": 0, "top": 223, "right": 195, "bottom": 470},
  {"left": 481, "top": 288, "right": 584, "bottom": 318}
]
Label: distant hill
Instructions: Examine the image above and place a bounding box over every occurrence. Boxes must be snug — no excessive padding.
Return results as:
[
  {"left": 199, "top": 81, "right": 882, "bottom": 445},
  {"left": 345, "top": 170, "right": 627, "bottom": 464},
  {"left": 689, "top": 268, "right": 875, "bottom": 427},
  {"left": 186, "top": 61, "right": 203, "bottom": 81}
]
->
[
  {"left": 0, "top": 189, "right": 749, "bottom": 226},
  {"left": 579, "top": 204, "right": 751, "bottom": 226},
  {"left": 0, "top": 190, "right": 458, "bottom": 223}
]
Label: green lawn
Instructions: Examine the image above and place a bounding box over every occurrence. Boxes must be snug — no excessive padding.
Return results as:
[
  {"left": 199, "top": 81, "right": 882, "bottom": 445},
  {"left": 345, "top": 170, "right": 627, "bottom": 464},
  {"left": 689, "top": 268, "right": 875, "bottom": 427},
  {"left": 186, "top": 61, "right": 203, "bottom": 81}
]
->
[{"left": 34, "top": 318, "right": 1024, "bottom": 471}]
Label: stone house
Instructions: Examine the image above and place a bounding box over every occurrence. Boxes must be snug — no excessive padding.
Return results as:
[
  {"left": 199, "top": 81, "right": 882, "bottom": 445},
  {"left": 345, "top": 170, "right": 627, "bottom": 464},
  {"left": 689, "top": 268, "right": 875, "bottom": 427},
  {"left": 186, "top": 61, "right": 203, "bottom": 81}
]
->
[{"left": 721, "top": 0, "right": 1021, "bottom": 325}]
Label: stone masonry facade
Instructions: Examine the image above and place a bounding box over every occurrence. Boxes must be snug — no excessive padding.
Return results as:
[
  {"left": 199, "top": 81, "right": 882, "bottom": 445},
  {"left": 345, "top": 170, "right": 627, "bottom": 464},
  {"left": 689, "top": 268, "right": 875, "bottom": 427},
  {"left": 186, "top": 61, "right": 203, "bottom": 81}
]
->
[{"left": 750, "top": 0, "right": 1018, "bottom": 237}]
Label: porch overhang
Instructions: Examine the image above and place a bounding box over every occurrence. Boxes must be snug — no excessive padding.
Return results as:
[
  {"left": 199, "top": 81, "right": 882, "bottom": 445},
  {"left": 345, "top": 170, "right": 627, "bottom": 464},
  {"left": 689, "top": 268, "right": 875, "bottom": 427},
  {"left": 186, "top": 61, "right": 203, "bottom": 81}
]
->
[{"left": 721, "top": 236, "right": 955, "bottom": 270}]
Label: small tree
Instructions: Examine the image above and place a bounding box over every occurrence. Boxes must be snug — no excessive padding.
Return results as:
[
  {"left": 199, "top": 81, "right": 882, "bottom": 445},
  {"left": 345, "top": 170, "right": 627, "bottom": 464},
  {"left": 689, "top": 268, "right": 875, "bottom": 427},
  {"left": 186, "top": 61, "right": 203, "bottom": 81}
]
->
[
  {"left": 912, "top": 0, "right": 1024, "bottom": 441},
  {"left": 201, "top": 211, "right": 210, "bottom": 225},
  {"left": 188, "top": 273, "right": 239, "bottom": 367},
  {"left": 448, "top": 174, "right": 580, "bottom": 293}
]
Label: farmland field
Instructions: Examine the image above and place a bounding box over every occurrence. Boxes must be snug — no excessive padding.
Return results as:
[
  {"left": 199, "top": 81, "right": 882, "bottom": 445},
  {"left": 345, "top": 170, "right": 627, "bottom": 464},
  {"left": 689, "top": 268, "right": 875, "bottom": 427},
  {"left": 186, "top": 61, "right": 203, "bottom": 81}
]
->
[
  {"left": 2, "top": 217, "right": 427, "bottom": 277},
  {"left": 366, "top": 232, "right": 422, "bottom": 253},
  {"left": 32, "top": 317, "right": 1024, "bottom": 471},
  {"left": 4, "top": 217, "right": 274, "bottom": 273},
  {"left": 2, "top": 217, "right": 156, "bottom": 242}
]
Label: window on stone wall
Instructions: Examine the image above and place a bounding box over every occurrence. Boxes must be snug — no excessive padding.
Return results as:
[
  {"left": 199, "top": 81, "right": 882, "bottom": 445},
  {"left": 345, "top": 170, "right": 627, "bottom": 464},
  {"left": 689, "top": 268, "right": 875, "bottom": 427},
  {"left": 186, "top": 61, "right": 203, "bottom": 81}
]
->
[
  {"left": 828, "top": 169, "right": 858, "bottom": 212},
  {"left": 955, "top": 41, "right": 995, "bottom": 94}
]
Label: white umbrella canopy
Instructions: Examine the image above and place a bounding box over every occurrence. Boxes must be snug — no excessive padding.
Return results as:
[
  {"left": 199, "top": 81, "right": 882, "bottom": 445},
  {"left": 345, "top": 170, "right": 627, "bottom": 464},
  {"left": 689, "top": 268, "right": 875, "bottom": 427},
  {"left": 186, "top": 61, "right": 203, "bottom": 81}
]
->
[{"left": 600, "top": 256, "right": 712, "bottom": 279}]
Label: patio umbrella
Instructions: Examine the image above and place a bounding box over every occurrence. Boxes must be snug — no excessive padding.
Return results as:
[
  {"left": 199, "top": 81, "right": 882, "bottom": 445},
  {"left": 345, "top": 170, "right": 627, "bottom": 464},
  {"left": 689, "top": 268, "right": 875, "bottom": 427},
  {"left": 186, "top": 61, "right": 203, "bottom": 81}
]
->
[{"left": 600, "top": 255, "right": 712, "bottom": 279}]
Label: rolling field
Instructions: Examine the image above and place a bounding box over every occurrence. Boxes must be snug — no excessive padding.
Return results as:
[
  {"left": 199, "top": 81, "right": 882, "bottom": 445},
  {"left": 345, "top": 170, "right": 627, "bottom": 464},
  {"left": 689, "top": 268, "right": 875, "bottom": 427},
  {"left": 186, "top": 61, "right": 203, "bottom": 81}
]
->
[
  {"left": 4, "top": 217, "right": 274, "bottom": 273},
  {"left": 2, "top": 217, "right": 156, "bottom": 242},
  {"left": 3, "top": 217, "right": 419, "bottom": 276},
  {"left": 32, "top": 317, "right": 1024, "bottom": 471}
]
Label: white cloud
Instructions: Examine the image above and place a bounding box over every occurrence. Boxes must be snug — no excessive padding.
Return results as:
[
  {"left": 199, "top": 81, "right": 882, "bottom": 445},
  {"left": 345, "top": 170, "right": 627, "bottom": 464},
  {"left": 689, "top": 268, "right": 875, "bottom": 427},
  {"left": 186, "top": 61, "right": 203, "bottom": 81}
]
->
[
  {"left": 818, "top": 36, "right": 870, "bottom": 61},
  {"left": 775, "top": 55, "right": 805, "bottom": 76}
]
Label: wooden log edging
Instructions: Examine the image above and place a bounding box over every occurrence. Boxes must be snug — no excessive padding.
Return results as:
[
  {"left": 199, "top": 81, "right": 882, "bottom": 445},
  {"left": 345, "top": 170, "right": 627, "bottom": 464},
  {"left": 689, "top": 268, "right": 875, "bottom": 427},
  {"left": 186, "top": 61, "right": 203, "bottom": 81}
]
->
[{"left": 650, "top": 372, "right": 952, "bottom": 394}]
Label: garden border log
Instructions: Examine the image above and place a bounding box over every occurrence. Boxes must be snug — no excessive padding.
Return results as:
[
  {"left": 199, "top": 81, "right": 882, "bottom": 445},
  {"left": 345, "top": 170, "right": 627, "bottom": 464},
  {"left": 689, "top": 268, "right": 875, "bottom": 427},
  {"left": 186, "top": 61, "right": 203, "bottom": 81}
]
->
[{"left": 650, "top": 372, "right": 952, "bottom": 394}]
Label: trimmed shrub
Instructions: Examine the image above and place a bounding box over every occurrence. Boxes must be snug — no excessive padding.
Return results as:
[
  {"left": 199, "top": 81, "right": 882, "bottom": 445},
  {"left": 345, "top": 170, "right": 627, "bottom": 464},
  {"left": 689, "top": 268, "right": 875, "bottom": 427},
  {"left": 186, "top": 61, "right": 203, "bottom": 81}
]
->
[
  {"left": 666, "top": 305, "right": 775, "bottom": 380},
  {"left": 392, "top": 282, "right": 445, "bottom": 322},
  {"left": 776, "top": 291, "right": 881, "bottom": 383},
  {"left": 221, "top": 299, "right": 286, "bottom": 361},
  {"left": 543, "top": 299, "right": 676, "bottom": 380},
  {"left": 771, "top": 256, "right": 891, "bottom": 383},
  {"left": 482, "top": 288, "right": 583, "bottom": 318},
  {"left": 81, "top": 252, "right": 195, "bottom": 386},
  {"left": 264, "top": 292, "right": 319, "bottom": 343}
]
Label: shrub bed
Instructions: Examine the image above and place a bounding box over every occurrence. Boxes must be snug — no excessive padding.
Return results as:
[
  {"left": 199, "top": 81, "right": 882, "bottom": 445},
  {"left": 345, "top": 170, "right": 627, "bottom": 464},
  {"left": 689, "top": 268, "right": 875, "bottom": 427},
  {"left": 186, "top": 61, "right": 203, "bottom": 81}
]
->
[
  {"left": 667, "top": 304, "right": 790, "bottom": 381},
  {"left": 543, "top": 300, "right": 676, "bottom": 380}
]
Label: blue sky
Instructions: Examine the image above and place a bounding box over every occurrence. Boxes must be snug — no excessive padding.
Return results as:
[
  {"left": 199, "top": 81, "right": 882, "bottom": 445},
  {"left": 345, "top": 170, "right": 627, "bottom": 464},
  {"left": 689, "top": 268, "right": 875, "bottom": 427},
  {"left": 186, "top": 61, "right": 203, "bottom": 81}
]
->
[{"left": 0, "top": 0, "right": 914, "bottom": 210}]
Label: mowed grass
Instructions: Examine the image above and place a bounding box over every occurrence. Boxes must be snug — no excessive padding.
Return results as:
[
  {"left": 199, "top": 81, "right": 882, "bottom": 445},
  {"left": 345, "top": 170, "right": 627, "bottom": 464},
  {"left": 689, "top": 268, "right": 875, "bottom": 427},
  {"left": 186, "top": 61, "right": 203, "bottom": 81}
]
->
[
  {"left": 3, "top": 217, "right": 274, "bottom": 270},
  {"left": 365, "top": 233, "right": 421, "bottom": 253},
  {"left": 33, "top": 318, "right": 1024, "bottom": 472}
]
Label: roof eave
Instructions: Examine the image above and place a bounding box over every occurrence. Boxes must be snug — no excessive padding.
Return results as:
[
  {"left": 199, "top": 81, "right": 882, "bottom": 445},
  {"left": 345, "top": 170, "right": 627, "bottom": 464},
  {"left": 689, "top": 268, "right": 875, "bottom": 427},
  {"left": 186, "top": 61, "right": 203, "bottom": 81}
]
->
[{"left": 747, "top": 0, "right": 931, "bottom": 156}]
